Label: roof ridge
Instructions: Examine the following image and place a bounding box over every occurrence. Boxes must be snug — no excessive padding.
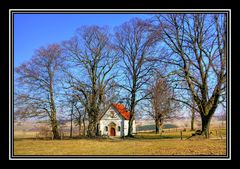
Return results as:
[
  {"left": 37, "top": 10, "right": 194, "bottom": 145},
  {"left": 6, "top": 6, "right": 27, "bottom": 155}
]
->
[{"left": 111, "top": 103, "right": 130, "bottom": 120}]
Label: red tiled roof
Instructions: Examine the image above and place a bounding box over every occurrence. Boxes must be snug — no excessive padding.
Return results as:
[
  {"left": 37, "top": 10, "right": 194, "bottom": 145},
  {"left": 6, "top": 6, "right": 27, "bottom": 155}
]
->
[{"left": 112, "top": 103, "right": 130, "bottom": 120}]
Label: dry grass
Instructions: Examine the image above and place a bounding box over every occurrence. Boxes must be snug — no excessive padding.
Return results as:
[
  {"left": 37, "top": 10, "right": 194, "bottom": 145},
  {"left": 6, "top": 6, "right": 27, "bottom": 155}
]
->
[
  {"left": 136, "top": 128, "right": 226, "bottom": 139},
  {"left": 13, "top": 128, "right": 227, "bottom": 156},
  {"left": 14, "top": 131, "right": 38, "bottom": 139},
  {"left": 14, "top": 137, "right": 226, "bottom": 156}
]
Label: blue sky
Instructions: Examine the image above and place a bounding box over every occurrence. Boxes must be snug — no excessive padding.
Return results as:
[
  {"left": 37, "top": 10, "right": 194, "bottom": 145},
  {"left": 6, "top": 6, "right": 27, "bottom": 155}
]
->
[{"left": 14, "top": 14, "right": 151, "bottom": 67}]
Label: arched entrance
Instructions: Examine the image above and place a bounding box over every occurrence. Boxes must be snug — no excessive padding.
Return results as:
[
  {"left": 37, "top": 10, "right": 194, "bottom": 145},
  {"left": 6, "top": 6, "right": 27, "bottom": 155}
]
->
[
  {"left": 110, "top": 127, "right": 116, "bottom": 136},
  {"left": 108, "top": 122, "right": 116, "bottom": 136}
]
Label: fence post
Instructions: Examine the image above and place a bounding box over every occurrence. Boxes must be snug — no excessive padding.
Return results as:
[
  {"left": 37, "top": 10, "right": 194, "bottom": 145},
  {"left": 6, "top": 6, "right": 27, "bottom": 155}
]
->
[{"left": 180, "top": 131, "right": 182, "bottom": 140}]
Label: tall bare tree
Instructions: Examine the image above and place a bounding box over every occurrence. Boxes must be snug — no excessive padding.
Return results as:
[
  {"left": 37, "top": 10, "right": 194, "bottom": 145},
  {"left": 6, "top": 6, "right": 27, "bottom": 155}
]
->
[
  {"left": 152, "top": 14, "right": 227, "bottom": 138},
  {"left": 115, "top": 18, "right": 159, "bottom": 137},
  {"left": 62, "top": 26, "right": 118, "bottom": 137},
  {"left": 146, "top": 76, "right": 176, "bottom": 134},
  {"left": 15, "top": 44, "right": 65, "bottom": 139}
]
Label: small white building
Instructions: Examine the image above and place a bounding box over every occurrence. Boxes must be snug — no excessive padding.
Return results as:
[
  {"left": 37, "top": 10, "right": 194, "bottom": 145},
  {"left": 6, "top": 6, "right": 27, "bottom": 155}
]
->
[{"left": 98, "top": 103, "right": 136, "bottom": 137}]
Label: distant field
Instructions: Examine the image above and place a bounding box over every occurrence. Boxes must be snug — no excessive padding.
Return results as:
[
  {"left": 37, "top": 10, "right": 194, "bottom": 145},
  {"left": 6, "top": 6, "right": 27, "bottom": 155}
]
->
[
  {"left": 14, "top": 131, "right": 38, "bottom": 139},
  {"left": 14, "top": 128, "right": 226, "bottom": 139},
  {"left": 137, "top": 124, "right": 178, "bottom": 131},
  {"left": 14, "top": 131, "right": 227, "bottom": 156}
]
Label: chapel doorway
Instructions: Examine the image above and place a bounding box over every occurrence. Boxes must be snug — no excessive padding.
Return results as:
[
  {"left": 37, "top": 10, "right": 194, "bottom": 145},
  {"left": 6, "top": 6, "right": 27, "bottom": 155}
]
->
[
  {"left": 108, "top": 122, "right": 116, "bottom": 136},
  {"left": 110, "top": 127, "right": 116, "bottom": 136}
]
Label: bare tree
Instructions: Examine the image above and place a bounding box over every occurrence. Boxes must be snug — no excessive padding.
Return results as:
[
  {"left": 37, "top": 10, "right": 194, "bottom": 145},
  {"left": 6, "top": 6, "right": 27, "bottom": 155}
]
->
[
  {"left": 62, "top": 26, "right": 118, "bottom": 137},
  {"left": 15, "top": 44, "right": 65, "bottom": 139},
  {"left": 146, "top": 76, "right": 176, "bottom": 135},
  {"left": 115, "top": 18, "right": 159, "bottom": 137},
  {"left": 152, "top": 14, "right": 227, "bottom": 138},
  {"left": 72, "top": 97, "right": 87, "bottom": 137}
]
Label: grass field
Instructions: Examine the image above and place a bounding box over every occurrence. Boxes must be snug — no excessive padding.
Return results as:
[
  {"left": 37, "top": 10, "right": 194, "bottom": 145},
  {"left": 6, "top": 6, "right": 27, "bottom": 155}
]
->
[{"left": 14, "top": 130, "right": 227, "bottom": 156}]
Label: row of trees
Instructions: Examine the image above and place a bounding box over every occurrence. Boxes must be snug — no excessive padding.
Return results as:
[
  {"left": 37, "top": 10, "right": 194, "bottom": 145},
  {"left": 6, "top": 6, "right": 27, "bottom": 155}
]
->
[{"left": 14, "top": 14, "right": 227, "bottom": 139}]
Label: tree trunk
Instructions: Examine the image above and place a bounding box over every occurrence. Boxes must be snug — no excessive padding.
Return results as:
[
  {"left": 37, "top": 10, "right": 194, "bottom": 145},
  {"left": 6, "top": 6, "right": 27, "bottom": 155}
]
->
[
  {"left": 70, "top": 104, "right": 73, "bottom": 138},
  {"left": 190, "top": 97, "right": 196, "bottom": 131},
  {"left": 50, "top": 102, "right": 60, "bottom": 139},
  {"left": 155, "top": 119, "right": 160, "bottom": 134},
  {"left": 87, "top": 90, "right": 99, "bottom": 137},
  {"left": 49, "top": 73, "right": 60, "bottom": 139},
  {"left": 87, "top": 120, "right": 93, "bottom": 137},
  {"left": 128, "top": 117, "right": 134, "bottom": 137},
  {"left": 87, "top": 123, "right": 97, "bottom": 137},
  {"left": 128, "top": 103, "right": 135, "bottom": 137},
  {"left": 128, "top": 89, "right": 136, "bottom": 137},
  {"left": 159, "top": 125, "right": 163, "bottom": 136},
  {"left": 87, "top": 115, "right": 98, "bottom": 137},
  {"left": 159, "top": 120, "right": 164, "bottom": 136},
  {"left": 70, "top": 117, "right": 73, "bottom": 138},
  {"left": 51, "top": 117, "right": 60, "bottom": 139},
  {"left": 201, "top": 115, "right": 212, "bottom": 138},
  {"left": 78, "top": 120, "right": 82, "bottom": 137},
  {"left": 83, "top": 117, "right": 86, "bottom": 136},
  {"left": 191, "top": 108, "right": 195, "bottom": 131}
]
